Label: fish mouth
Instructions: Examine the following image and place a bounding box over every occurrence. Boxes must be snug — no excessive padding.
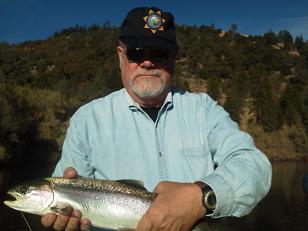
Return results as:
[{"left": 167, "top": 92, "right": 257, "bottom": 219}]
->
[{"left": 4, "top": 191, "right": 21, "bottom": 208}]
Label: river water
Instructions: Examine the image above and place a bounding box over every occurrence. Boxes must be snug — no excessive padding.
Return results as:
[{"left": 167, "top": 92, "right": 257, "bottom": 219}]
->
[{"left": 0, "top": 161, "right": 308, "bottom": 231}]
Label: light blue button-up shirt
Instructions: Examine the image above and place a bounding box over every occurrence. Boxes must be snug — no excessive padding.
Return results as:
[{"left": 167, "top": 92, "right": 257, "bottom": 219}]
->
[{"left": 53, "top": 88, "right": 271, "bottom": 223}]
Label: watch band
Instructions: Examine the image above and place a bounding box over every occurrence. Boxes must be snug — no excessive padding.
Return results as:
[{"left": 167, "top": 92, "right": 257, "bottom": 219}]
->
[{"left": 194, "top": 181, "right": 217, "bottom": 215}]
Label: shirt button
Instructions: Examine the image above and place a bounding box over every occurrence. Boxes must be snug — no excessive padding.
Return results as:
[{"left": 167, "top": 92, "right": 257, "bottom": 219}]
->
[{"left": 159, "top": 152, "right": 163, "bottom": 157}]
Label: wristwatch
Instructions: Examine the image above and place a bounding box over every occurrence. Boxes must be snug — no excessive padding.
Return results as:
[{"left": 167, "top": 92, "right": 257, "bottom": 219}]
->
[{"left": 194, "top": 181, "right": 217, "bottom": 215}]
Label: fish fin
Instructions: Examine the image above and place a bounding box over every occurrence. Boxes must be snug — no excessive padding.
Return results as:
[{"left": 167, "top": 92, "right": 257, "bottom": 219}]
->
[
  {"left": 116, "top": 179, "right": 147, "bottom": 191},
  {"left": 50, "top": 203, "right": 73, "bottom": 216}
]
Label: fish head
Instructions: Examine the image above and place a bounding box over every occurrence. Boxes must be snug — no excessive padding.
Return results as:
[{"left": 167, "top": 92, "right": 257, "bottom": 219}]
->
[{"left": 4, "top": 178, "right": 54, "bottom": 215}]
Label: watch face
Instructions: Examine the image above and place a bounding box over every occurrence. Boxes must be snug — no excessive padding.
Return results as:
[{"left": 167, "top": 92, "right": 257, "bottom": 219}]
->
[
  {"left": 207, "top": 191, "right": 217, "bottom": 207},
  {"left": 204, "top": 190, "right": 217, "bottom": 209},
  {"left": 194, "top": 181, "right": 216, "bottom": 214}
]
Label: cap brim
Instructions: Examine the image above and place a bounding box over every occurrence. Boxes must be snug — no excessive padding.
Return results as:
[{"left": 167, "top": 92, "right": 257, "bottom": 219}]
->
[{"left": 121, "top": 37, "right": 179, "bottom": 50}]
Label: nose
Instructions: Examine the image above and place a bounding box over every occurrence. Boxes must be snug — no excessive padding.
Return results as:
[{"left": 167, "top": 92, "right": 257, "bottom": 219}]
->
[
  {"left": 139, "top": 59, "right": 155, "bottom": 69},
  {"left": 139, "top": 50, "right": 155, "bottom": 68}
]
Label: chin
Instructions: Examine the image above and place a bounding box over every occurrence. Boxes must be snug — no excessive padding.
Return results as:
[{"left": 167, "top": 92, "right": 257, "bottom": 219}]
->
[
  {"left": 132, "top": 83, "right": 166, "bottom": 99},
  {"left": 135, "top": 89, "right": 164, "bottom": 99}
]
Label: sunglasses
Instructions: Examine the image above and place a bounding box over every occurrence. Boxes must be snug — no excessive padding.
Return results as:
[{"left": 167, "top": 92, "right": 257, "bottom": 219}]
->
[{"left": 125, "top": 47, "right": 175, "bottom": 65}]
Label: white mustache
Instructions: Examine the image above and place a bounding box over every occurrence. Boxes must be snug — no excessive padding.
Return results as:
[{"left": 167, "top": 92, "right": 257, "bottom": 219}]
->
[{"left": 135, "top": 71, "right": 162, "bottom": 77}]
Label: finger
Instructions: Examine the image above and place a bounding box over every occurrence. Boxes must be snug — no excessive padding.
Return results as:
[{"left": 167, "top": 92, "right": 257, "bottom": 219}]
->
[
  {"left": 53, "top": 214, "right": 70, "bottom": 231},
  {"left": 63, "top": 167, "right": 78, "bottom": 178},
  {"left": 41, "top": 213, "right": 57, "bottom": 227},
  {"left": 136, "top": 215, "right": 153, "bottom": 231},
  {"left": 64, "top": 210, "right": 81, "bottom": 231},
  {"left": 80, "top": 218, "right": 91, "bottom": 231}
]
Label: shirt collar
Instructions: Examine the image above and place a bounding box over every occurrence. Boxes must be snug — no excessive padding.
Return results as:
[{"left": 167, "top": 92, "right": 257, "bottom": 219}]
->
[{"left": 123, "top": 88, "right": 173, "bottom": 111}]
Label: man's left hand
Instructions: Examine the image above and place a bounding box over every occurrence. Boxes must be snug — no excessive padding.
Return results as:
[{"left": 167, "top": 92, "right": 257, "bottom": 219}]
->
[{"left": 136, "top": 181, "right": 206, "bottom": 231}]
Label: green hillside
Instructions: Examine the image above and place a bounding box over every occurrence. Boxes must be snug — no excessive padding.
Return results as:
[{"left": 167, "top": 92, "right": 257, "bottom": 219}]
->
[{"left": 0, "top": 24, "right": 307, "bottom": 163}]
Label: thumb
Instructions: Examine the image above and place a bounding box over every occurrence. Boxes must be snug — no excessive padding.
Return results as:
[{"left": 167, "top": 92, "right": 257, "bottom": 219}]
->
[{"left": 63, "top": 167, "right": 78, "bottom": 179}]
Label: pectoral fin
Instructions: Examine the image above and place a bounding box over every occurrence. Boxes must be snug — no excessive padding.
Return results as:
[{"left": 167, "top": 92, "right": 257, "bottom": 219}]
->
[{"left": 50, "top": 203, "right": 73, "bottom": 216}]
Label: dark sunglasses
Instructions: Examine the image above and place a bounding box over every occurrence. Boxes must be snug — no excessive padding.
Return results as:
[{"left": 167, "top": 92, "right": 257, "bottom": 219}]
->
[{"left": 125, "top": 47, "right": 175, "bottom": 65}]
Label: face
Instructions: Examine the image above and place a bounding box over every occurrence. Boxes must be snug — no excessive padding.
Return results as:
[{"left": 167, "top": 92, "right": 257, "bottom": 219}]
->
[{"left": 117, "top": 45, "right": 176, "bottom": 106}]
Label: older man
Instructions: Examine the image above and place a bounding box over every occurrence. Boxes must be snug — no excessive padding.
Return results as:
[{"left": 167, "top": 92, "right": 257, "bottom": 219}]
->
[{"left": 41, "top": 6, "right": 272, "bottom": 231}]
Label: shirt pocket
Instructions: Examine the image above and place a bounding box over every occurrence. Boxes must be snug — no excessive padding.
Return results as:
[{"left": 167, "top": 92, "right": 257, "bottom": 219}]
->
[{"left": 179, "top": 145, "right": 214, "bottom": 181}]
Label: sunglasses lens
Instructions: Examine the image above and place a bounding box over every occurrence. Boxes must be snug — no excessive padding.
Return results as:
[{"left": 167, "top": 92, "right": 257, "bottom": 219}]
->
[
  {"left": 126, "top": 48, "right": 172, "bottom": 64},
  {"left": 150, "top": 49, "right": 170, "bottom": 64},
  {"left": 126, "top": 48, "right": 145, "bottom": 63}
]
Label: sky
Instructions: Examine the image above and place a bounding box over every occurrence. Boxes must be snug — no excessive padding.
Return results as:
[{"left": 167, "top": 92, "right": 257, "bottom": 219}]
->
[{"left": 1, "top": 0, "right": 308, "bottom": 44}]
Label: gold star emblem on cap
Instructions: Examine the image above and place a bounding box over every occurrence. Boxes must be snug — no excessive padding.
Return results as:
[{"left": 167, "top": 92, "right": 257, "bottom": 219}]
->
[{"left": 143, "top": 9, "right": 165, "bottom": 33}]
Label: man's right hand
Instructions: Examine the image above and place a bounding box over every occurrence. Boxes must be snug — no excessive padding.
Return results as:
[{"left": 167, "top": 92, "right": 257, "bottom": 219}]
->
[{"left": 41, "top": 167, "right": 91, "bottom": 231}]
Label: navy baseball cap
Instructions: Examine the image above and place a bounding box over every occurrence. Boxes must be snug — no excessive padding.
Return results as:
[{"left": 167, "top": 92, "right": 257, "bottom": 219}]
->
[{"left": 119, "top": 7, "right": 179, "bottom": 50}]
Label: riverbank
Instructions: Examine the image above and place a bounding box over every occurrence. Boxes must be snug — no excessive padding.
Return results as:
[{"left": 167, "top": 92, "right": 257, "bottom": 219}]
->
[{"left": 246, "top": 124, "right": 308, "bottom": 161}]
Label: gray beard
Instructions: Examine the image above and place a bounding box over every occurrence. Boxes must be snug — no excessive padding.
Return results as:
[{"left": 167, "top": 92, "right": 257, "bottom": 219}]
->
[{"left": 129, "top": 77, "right": 166, "bottom": 99}]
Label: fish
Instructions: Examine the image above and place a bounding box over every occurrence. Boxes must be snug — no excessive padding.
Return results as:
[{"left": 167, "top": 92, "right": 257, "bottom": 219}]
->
[{"left": 4, "top": 177, "right": 157, "bottom": 230}]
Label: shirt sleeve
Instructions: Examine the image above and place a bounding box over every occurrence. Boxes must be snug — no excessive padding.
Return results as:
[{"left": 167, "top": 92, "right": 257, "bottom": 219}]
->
[
  {"left": 52, "top": 115, "right": 95, "bottom": 178},
  {"left": 201, "top": 96, "right": 272, "bottom": 218}
]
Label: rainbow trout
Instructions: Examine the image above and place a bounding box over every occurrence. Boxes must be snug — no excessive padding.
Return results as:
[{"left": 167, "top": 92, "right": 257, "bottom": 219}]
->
[{"left": 4, "top": 177, "right": 156, "bottom": 229}]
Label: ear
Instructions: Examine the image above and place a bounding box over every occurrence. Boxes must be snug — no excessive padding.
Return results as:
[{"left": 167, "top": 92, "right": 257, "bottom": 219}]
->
[{"left": 117, "top": 46, "right": 125, "bottom": 67}]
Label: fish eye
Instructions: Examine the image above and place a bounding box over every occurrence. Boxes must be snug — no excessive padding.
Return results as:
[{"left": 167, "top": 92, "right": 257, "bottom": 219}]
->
[{"left": 19, "top": 186, "right": 28, "bottom": 194}]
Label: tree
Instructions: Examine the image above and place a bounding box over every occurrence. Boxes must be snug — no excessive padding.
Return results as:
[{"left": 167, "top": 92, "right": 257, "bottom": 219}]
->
[
  {"left": 229, "top": 24, "right": 238, "bottom": 33},
  {"left": 295, "top": 35, "right": 305, "bottom": 51},
  {"left": 207, "top": 77, "right": 220, "bottom": 101},
  {"left": 263, "top": 30, "right": 278, "bottom": 45},
  {"left": 278, "top": 30, "right": 293, "bottom": 48},
  {"left": 6, "top": 86, "right": 70, "bottom": 162},
  {"left": 280, "top": 74, "right": 305, "bottom": 127},
  {"left": 224, "top": 71, "right": 249, "bottom": 122},
  {"left": 251, "top": 67, "right": 280, "bottom": 132}
]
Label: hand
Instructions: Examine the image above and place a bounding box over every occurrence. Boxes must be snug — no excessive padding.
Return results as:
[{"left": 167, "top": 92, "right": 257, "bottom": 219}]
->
[
  {"left": 136, "top": 181, "right": 205, "bottom": 231},
  {"left": 41, "top": 167, "right": 91, "bottom": 231}
]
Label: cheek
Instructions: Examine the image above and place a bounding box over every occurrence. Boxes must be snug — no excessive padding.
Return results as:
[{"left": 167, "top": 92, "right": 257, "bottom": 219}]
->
[
  {"left": 160, "top": 70, "right": 172, "bottom": 82},
  {"left": 27, "top": 189, "right": 53, "bottom": 206},
  {"left": 157, "top": 62, "right": 174, "bottom": 79},
  {"left": 121, "top": 64, "right": 138, "bottom": 80},
  {"left": 24, "top": 193, "right": 43, "bottom": 207}
]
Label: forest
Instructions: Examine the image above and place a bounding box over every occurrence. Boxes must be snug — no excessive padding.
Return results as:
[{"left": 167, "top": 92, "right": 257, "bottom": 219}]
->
[{"left": 0, "top": 24, "right": 307, "bottom": 163}]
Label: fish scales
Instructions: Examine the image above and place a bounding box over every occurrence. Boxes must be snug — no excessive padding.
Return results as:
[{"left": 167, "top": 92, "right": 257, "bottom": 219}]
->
[{"left": 48, "top": 177, "right": 155, "bottom": 200}]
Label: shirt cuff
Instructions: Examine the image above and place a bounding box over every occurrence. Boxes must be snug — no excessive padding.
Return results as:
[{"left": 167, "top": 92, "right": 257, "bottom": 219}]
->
[{"left": 201, "top": 173, "right": 234, "bottom": 218}]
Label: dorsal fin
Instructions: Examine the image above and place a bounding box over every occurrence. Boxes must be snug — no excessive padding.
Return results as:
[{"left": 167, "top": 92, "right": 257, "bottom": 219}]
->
[{"left": 116, "top": 179, "right": 147, "bottom": 191}]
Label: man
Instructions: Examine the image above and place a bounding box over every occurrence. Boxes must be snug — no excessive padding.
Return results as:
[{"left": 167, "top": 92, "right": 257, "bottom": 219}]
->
[{"left": 41, "top": 6, "right": 272, "bottom": 231}]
